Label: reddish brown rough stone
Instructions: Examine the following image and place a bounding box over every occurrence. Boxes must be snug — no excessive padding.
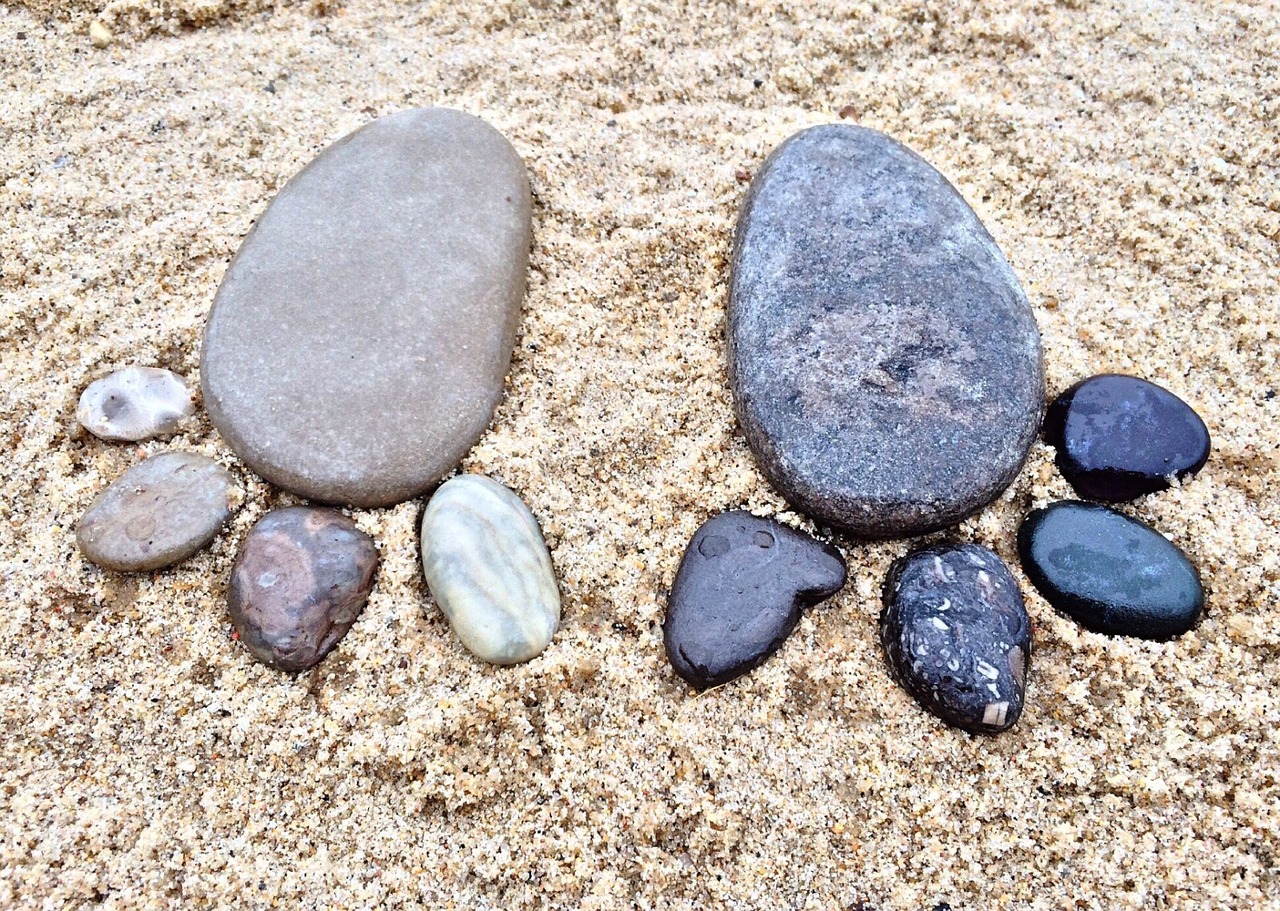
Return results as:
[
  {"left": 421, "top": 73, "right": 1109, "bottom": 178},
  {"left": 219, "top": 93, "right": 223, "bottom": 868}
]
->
[{"left": 228, "top": 507, "right": 378, "bottom": 672}]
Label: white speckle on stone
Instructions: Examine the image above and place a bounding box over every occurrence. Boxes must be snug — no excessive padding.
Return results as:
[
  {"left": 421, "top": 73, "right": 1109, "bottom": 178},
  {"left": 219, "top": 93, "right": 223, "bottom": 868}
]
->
[
  {"left": 983, "top": 702, "right": 1010, "bottom": 727},
  {"left": 976, "top": 658, "right": 1000, "bottom": 679},
  {"left": 930, "top": 617, "right": 949, "bottom": 631}
]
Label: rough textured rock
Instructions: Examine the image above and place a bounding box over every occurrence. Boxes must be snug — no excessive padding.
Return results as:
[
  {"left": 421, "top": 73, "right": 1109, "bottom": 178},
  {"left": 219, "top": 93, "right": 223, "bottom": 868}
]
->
[
  {"left": 420, "top": 474, "right": 560, "bottom": 665},
  {"left": 729, "top": 124, "right": 1044, "bottom": 537},
  {"left": 1018, "top": 501, "right": 1204, "bottom": 640},
  {"left": 1044, "top": 374, "right": 1211, "bottom": 502},
  {"left": 76, "top": 452, "right": 237, "bottom": 572},
  {"left": 201, "top": 107, "right": 532, "bottom": 508},
  {"left": 663, "top": 511, "right": 847, "bottom": 690},
  {"left": 881, "top": 543, "right": 1031, "bottom": 734},
  {"left": 227, "top": 507, "right": 378, "bottom": 672},
  {"left": 76, "top": 367, "right": 194, "bottom": 442}
]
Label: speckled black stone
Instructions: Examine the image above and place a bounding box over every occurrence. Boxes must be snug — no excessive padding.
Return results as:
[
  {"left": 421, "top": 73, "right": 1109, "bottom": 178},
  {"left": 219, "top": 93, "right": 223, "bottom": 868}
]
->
[
  {"left": 728, "top": 124, "right": 1044, "bottom": 537},
  {"left": 881, "top": 544, "right": 1031, "bottom": 735},
  {"left": 664, "top": 511, "right": 847, "bottom": 690},
  {"left": 1017, "top": 501, "right": 1204, "bottom": 640},
  {"left": 1044, "top": 374, "right": 1210, "bottom": 502}
]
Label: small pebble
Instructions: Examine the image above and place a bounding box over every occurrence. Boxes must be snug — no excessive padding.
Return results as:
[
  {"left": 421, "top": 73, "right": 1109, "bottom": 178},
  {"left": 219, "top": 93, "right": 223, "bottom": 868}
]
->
[
  {"left": 227, "top": 507, "right": 378, "bottom": 672},
  {"left": 881, "top": 544, "right": 1031, "bottom": 734},
  {"left": 663, "top": 511, "right": 847, "bottom": 690},
  {"left": 420, "top": 475, "right": 560, "bottom": 665},
  {"left": 76, "top": 367, "right": 195, "bottom": 442},
  {"left": 77, "top": 452, "right": 237, "bottom": 572},
  {"left": 89, "top": 20, "right": 112, "bottom": 48},
  {"left": 1018, "top": 501, "right": 1204, "bottom": 640},
  {"left": 1044, "top": 373, "right": 1211, "bottom": 501}
]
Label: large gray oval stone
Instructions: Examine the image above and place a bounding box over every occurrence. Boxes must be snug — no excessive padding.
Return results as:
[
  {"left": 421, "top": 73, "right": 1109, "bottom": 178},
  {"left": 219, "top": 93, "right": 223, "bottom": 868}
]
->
[
  {"left": 729, "top": 125, "right": 1044, "bottom": 537},
  {"left": 201, "top": 108, "right": 531, "bottom": 508}
]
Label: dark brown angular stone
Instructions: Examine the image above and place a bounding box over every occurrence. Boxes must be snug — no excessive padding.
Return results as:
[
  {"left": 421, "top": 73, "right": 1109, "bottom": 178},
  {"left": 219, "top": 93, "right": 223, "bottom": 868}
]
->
[
  {"left": 663, "top": 511, "right": 847, "bottom": 690},
  {"left": 228, "top": 507, "right": 378, "bottom": 672},
  {"left": 728, "top": 124, "right": 1044, "bottom": 537}
]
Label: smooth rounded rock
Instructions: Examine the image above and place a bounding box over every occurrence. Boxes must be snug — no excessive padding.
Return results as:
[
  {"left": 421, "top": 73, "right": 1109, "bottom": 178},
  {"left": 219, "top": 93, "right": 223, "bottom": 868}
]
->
[
  {"left": 420, "top": 475, "right": 560, "bottom": 665},
  {"left": 729, "top": 124, "right": 1044, "bottom": 537},
  {"left": 76, "top": 367, "right": 194, "bottom": 442},
  {"left": 1017, "top": 501, "right": 1204, "bottom": 640},
  {"left": 881, "top": 544, "right": 1031, "bottom": 734},
  {"left": 228, "top": 507, "right": 378, "bottom": 672},
  {"left": 201, "top": 108, "right": 532, "bottom": 508},
  {"left": 1044, "top": 374, "right": 1211, "bottom": 502},
  {"left": 76, "top": 452, "right": 237, "bottom": 572},
  {"left": 664, "top": 511, "right": 847, "bottom": 690}
]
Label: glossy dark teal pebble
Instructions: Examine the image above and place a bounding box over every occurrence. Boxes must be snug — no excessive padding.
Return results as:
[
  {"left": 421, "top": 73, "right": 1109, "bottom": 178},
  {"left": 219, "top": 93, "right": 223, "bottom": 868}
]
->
[
  {"left": 1044, "top": 374, "right": 1210, "bottom": 502},
  {"left": 1017, "top": 501, "right": 1204, "bottom": 640}
]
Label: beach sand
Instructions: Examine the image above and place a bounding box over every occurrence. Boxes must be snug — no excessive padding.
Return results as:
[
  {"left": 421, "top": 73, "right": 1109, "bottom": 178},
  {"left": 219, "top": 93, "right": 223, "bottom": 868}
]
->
[{"left": 1, "top": 1, "right": 1277, "bottom": 908}]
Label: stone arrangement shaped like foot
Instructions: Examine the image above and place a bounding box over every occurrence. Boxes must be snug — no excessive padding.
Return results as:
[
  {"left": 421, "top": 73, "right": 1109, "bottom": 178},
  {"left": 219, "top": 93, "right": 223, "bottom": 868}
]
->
[
  {"left": 729, "top": 124, "right": 1044, "bottom": 537},
  {"left": 881, "top": 544, "right": 1031, "bottom": 734},
  {"left": 420, "top": 474, "right": 561, "bottom": 665},
  {"left": 201, "top": 108, "right": 532, "bottom": 508},
  {"left": 664, "top": 511, "right": 847, "bottom": 690}
]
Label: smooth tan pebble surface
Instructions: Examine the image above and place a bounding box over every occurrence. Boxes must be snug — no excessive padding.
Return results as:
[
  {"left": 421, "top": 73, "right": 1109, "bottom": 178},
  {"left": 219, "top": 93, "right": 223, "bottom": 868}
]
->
[
  {"left": 76, "top": 452, "right": 238, "bottom": 572},
  {"left": 200, "top": 107, "right": 532, "bottom": 508},
  {"left": 420, "top": 474, "right": 560, "bottom": 665}
]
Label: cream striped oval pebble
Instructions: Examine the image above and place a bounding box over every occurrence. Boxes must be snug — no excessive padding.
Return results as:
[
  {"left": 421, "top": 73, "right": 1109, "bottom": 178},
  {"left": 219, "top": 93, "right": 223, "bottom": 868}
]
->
[{"left": 421, "top": 474, "right": 560, "bottom": 664}]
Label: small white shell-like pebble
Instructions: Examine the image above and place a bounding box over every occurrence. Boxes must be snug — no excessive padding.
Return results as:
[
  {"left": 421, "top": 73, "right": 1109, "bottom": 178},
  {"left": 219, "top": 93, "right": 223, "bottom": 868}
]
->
[
  {"left": 77, "top": 367, "right": 194, "bottom": 441},
  {"left": 421, "top": 474, "right": 560, "bottom": 665}
]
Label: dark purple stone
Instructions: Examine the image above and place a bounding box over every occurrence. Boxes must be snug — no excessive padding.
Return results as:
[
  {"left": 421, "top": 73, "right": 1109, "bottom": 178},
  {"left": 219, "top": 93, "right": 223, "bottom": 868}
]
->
[
  {"left": 881, "top": 544, "right": 1031, "bottom": 735},
  {"left": 1044, "top": 374, "right": 1210, "bottom": 502},
  {"left": 664, "top": 511, "right": 847, "bottom": 690}
]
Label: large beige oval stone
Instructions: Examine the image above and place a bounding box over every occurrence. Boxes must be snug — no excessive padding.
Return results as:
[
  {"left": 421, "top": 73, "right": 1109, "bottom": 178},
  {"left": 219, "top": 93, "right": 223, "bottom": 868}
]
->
[{"left": 201, "top": 108, "right": 531, "bottom": 508}]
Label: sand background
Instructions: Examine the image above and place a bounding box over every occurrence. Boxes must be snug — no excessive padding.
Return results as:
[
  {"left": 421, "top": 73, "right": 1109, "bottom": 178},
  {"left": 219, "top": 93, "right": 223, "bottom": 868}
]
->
[{"left": 1, "top": 0, "right": 1277, "bottom": 908}]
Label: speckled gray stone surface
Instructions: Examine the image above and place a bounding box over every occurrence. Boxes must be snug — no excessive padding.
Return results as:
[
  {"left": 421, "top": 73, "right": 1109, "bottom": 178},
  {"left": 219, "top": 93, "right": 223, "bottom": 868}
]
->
[
  {"left": 201, "top": 108, "right": 531, "bottom": 508},
  {"left": 76, "top": 452, "right": 237, "bottom": 572},
  {"left": 729, "top": 124, "right": 1045, "bottom": 537}
]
